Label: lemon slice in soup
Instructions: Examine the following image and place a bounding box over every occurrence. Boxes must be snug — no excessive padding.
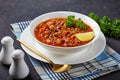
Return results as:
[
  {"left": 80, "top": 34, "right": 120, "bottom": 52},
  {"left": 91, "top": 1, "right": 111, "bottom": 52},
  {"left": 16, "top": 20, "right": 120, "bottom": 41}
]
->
[{"left": 75, "top": 32, "right": 95, "bottom": 41}]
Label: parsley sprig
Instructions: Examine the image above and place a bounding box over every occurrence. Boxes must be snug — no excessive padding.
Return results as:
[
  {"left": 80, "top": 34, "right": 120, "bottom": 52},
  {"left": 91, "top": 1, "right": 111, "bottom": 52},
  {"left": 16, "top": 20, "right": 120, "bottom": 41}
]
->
[
  {"left": 88, "top": 12, "right": 120, "bottom": 38},
  {"left": 66, "top": 15, "right": 75, "bottom": 27},
  {"left": 66, "top": 15, "right": 86, "bottom": 30},
  {"left": 76, "top": 18, "right": 86, "bottom": 30}
]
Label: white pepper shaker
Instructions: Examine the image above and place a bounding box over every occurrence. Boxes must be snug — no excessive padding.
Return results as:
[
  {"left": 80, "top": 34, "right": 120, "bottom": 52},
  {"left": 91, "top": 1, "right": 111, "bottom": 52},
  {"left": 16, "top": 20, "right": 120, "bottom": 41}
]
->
[
  {"left": 0, "top": 36, "right": 15, "bottom": 65},
  {"left": 9, "top": 49, "right": 29, "bottom": 79}
]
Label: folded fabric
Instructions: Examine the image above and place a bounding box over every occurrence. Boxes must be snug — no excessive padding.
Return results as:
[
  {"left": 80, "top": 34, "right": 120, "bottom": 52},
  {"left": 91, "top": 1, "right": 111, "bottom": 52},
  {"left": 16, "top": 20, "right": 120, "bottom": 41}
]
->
[{"left": 10, "top": 21, "right": 120, "bottom": 80}]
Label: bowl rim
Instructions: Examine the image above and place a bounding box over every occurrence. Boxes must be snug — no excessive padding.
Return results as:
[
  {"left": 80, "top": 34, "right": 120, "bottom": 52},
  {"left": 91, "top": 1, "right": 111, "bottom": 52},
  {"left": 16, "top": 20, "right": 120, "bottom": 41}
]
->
[{"left": 29, "top": 11, "right": 100, "bottom": 49}]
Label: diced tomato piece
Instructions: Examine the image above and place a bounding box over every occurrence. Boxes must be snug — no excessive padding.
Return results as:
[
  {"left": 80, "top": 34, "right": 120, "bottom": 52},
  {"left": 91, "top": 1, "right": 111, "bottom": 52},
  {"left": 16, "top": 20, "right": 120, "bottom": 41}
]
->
[
  {"left": 62, "top": 30, "right": 68, "bottom": 35},
  {"left": 70, "top": 34, "right": 75, "bottom": 38},
  {"left": 39, "top": 27, "right": 46, "bottom": 33}
]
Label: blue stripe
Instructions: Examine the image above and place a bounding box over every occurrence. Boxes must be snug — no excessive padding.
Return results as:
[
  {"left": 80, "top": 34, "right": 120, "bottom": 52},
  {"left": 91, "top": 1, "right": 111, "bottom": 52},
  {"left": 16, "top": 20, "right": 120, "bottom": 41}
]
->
[
  {"left": 93, "top": 74, "right": 100, "bottom": 79},
  {"left": 85, "top": 75, "right": 91, "bottom": 80},
  {"left": 80, "top": 76, "right": 84, "bottom": 80},
  {"left": 57, "top": 73, "right": 65, "bottom": 80},
  {"left": 47, "top": 63, "right": 72, "bottom": 80},
  {"left": 57, "top": 73, "right": 66, "bottom": 80},
  {"left": 22, "top": 21, "right": 27, "bottom": 30},
  {"left": 64, "top": 72, "right": 73, "bottom": 80},
  {"left": 88, "top": 74, "right": 94, "bottom": 79},
  {"left": 19, "top": 22, "right": 24, "bottom": 31},
  {"left": 22, "top": 22, "right": 26, "bottom": 30},
  {"left": 39, "top": 61, "right": 53, "bottom": 80},
  {"left": 111, "top": 53, "right": 120, "bottom": 63},
  {"left": 47, "top": 64, "right": 63, "bottom": 80},
  {"left": 96, "top": 51, "right": 110, "bottom": 61},
  {"left": 20, "top": 21, "right": 28, "bottom": 30},
  {"left": 17, "top": 23, "right": 22, "bottom": 32},
  {"left": 23, "top": 21, "right": 29, "bottom": 29},
  {"left": 17, "top": 21, "right": 31, "bottom": 32},
  {"left": 42, "top": 62, "right": 58, "bottom": 80},
  {"left": 89, "top": 74, "right": 95, "bottom": 80},
  {"left": 25, "top": 21, "right": 30, "bottom": 28},
  {"left": 82, "top": 75, "right": 89, "bottom": 80},
  {"left": 57, "top": 72, "right": 68, "bottom": 80}
]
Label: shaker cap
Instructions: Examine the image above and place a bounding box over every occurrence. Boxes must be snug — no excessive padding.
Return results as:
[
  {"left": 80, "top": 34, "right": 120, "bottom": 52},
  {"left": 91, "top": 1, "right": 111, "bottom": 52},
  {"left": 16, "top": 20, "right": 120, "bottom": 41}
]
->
[
  {"left": 1, "top": 36, "right": 14, "bottom": 44},
  {"left": 12, "top": 49, "right": 24, "bottom": 58}
]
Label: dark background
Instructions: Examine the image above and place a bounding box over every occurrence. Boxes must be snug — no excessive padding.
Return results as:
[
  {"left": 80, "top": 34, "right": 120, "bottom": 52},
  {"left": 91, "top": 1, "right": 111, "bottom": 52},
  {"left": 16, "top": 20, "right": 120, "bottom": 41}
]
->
[{"left": 0, "top": 0, "right": 120, "bottom": 80}]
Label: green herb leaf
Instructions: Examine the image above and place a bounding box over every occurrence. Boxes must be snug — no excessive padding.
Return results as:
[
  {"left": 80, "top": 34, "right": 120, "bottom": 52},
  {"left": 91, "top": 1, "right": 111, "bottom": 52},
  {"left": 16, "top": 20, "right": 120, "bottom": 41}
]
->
[
  {"left": 100, "top": 16, "right": 112, "bottom": 35},
  {"left": 88, "top": 12, "right": 120, "bottom": 38},
  {"left": 66, "top": 15, "right": 75, "bottom": 27},
  {"left": 76, "top": 18, "right": 86, "bottom": 30},
  {"left": 66, "top": 15, "right": 86, "bottom": 30},
  {"left": 88, "top": 12, "right": 100, "bottom": 24}
]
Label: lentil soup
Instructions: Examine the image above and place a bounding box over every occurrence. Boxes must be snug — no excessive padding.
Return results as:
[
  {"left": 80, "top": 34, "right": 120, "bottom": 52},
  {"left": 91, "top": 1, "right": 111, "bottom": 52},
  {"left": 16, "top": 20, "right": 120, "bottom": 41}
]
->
[{"left": 34, "top": 18, "right": 94, "bottom": 47}]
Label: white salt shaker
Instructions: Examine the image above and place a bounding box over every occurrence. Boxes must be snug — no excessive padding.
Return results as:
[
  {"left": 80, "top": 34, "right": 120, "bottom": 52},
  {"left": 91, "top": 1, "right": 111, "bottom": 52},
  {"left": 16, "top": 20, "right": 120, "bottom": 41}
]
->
[
  {"left": 9, "top": 49, "right": 29, "bottom": 79},
  {"left": 0, "top": 36, "right": 15, "bottom": 65}
]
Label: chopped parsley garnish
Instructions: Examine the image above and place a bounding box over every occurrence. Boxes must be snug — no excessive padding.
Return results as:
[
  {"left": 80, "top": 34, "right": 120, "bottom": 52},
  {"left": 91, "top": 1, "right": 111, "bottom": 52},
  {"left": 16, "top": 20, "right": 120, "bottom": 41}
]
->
[
  {"left": 66, "top": 15, "right": 75, "bottom": 27},
  {"left": 66, "top": 15, "right": 86, "bottom": 30},
  {"left": 76, "top": 18, "right": 86, "bottom": 30}
]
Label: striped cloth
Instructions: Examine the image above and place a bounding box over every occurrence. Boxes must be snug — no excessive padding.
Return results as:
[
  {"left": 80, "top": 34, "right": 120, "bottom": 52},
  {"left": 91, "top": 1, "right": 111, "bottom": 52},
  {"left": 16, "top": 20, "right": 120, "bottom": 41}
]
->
[{"left": 10, "top": 21, "right": 120, "bottom": 80}]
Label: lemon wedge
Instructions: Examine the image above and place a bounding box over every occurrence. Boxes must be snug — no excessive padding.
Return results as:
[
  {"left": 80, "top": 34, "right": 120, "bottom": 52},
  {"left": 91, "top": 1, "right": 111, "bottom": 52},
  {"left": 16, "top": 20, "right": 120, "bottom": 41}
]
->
[{"left": 75, "top": 32, "right": 95, "bottom": 41}]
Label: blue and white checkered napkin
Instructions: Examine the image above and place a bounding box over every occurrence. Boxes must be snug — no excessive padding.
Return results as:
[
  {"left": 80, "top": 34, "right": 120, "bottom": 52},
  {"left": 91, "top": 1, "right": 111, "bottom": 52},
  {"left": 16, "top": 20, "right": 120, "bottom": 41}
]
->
[{"left": 10, "top": 21, "right": 120, "bottom": 80}]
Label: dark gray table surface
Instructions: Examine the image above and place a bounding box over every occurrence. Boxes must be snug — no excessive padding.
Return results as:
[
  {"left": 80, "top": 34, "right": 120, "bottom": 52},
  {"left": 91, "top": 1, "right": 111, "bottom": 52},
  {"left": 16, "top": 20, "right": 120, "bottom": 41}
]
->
[{"left": 0, "top": 0, "right": 120, "bottom": 80}]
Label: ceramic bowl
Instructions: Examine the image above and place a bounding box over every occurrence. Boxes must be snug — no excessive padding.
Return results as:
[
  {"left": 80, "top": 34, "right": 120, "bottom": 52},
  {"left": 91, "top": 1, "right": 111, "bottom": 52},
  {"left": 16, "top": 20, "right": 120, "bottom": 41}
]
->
[{"left": 29, "top": 11, "right": 100, "bottom": 54}]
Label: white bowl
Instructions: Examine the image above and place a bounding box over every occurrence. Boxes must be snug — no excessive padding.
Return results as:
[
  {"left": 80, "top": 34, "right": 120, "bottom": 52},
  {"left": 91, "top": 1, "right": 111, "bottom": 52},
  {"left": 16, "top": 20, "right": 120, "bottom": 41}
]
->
[{"left": 29, "top": 11, "right": 100, "bottom": 54}]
